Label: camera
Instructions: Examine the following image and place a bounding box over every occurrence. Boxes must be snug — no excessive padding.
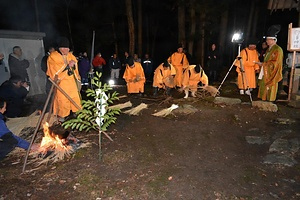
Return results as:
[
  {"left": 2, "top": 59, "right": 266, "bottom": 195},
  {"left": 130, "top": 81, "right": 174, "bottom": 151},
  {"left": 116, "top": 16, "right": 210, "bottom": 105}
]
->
[
  {"left": 63, "top": 65, "right": 74, "bottom": 76},
  {"left": 22, "top": 81, "right": 30, "bottom": 86}
]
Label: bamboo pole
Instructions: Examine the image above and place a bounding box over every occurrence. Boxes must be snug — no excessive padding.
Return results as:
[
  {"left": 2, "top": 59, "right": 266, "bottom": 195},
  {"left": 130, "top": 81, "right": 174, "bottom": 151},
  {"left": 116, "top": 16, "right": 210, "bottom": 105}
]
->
[
  {"left": 48, "top": 78, "right": 81, "bottom": 110},
  {"left": 22, "top": 78, "right": 57, "bottom": 173}
]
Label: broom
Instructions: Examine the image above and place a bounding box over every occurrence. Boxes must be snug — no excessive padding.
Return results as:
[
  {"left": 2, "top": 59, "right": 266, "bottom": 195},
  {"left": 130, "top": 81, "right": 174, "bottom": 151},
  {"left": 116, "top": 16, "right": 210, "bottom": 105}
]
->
[
  {"left": 123, "top": 103, "right": 148, "bottom": 115},
  {"left": 109, "top": 101, "right": 132, "bottom": 110},
  {"left": 152, "top": 104, "right": 179, "bottom": 117},
  {"left": 198, "top": 85, "right": 219, "bottom": 96}
]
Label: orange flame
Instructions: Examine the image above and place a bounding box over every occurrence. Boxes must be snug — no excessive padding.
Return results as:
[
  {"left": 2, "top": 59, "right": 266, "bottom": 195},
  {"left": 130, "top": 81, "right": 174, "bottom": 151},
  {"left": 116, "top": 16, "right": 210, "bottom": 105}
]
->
[{"left": 40, "top": 122, "right": 72, "bottom": 153}]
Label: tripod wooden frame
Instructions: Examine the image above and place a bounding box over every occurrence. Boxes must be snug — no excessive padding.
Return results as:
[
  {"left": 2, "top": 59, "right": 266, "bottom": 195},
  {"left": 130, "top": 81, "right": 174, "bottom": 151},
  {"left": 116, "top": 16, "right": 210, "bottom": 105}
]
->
[
  {"left": 216, "top": 44, "right": 253, "bottom": 102},
  {"left": 22, "top": 76, "right": 81, "bottom": 173}
]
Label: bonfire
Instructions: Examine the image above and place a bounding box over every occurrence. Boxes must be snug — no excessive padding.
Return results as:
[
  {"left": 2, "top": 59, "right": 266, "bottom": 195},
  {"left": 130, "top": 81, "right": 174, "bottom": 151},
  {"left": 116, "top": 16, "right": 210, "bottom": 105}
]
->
[{"left": 28, "top": 122, "right": 88, "bottom": 166}]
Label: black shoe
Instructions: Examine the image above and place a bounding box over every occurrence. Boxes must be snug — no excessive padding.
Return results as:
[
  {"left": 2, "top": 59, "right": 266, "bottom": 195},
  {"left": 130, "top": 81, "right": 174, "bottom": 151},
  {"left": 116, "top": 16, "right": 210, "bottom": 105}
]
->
[
  {"left": 153, "top": 87, "right": 158, "bottom": 96},
  {"left": 166, "top": 87, "right": 171, "bottom": 96}
]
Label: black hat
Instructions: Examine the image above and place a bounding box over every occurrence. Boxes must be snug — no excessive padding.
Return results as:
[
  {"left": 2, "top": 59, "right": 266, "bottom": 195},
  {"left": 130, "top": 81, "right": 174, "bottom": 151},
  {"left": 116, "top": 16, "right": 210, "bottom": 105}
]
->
[
  {"left": 177, "top": 43, "right": 183, "bottom": 49},
  {"left": 266, "top": 25, "right": 281, "bottom": 39},
  {"left": 58, "top": 37, "right": 70, "bottom": 48},
  {"left": 247, "top": 37, "right": 258, "bottom": 45},
  {"left": 163, "top": 61, "right": 170, "bottom": 68},
  {"left": 128, "top": 57, "right": 134, "bottom": 66}
]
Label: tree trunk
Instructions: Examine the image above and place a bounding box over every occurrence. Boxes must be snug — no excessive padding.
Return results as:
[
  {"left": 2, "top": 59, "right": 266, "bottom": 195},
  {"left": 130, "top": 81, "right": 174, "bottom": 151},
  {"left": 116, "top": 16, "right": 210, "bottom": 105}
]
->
[
  {"left": 151, "top": 23, "right": 158, "bottom": 58},
  {"left": 112, "top": 22, "right": 118, "bottom": 54},
  {"left": 178, "top": 1, "right": 185, "bottom": 45},
  {"left": 199, "top": 12, "right": 206, "bottom": 67},
  {"left": 145, "top": 15, "right": 150, "bottom": 54},
  {"left": 65, "top": 0, "right": 74, "bottom": 50},
  {"left": 246, "top": 1, "right": 255, "bottom": 40},
  {"left": 188, "top": 0, "right": 196, "bottom": 57},
  {"left": 137, "top": 0, "right": 142, "bottom": 57},
  {"left": 251, "top": 7, "right": 259, "bottom": 37},
  {"left": 125, "top": 0, "right": 135, "bottom": 55},
  {"left": 34, "top": 0, "right": 40, "bottom": 32},
  {"left": 218, "top": 9, "right": 228, "bottom": 54},
  {"left": 218, "top": 9, "right": 229, "bottom": 67}
]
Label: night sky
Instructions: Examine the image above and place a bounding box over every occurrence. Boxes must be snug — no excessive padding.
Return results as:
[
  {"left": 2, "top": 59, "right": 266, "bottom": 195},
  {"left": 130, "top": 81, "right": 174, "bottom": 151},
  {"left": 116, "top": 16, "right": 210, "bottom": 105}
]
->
[{"left": 0, "top": 0, "right": 298, "bottom": 66}]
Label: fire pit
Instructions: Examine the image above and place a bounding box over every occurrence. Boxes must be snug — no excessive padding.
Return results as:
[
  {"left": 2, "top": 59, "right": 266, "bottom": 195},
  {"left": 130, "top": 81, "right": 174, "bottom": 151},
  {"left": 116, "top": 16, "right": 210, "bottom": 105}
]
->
[{"left": 28, "top": 122, "right": 88, "bottom": 165}]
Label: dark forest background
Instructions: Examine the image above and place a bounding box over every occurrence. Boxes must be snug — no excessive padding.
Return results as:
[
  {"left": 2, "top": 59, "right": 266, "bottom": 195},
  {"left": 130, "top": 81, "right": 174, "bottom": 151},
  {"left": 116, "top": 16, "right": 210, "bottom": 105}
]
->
[{"left": 0, "top": 0, "right": 298, "bottom": 69}]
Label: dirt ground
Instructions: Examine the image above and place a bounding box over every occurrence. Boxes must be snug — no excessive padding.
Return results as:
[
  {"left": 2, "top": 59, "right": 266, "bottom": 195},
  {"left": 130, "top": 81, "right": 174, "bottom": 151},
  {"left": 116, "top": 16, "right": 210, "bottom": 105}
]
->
[{"left": 0, "top": 80, "right": 300, "bottom": 200}]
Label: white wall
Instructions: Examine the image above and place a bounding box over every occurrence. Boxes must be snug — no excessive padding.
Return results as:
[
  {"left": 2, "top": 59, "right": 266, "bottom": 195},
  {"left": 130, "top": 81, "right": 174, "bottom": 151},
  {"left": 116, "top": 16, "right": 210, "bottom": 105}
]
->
[{"left": 0, "top": 33, "right": 46, "bottom": 96}]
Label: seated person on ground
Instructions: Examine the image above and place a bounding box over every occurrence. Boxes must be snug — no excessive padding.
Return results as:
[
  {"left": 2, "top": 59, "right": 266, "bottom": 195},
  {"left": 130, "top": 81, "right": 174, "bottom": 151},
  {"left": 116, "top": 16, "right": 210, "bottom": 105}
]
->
[
  {"left": 0, "top": 75, "right": 29, "bottom": 118},
  {"left": 182, "top": 64, "right": 208, "bottom": 98},
  {"left": 153, "top": 61, "right": 175, "bottom": 96},
  {"left": 0, "top": 98, "right": 37, "bottom": 161}
]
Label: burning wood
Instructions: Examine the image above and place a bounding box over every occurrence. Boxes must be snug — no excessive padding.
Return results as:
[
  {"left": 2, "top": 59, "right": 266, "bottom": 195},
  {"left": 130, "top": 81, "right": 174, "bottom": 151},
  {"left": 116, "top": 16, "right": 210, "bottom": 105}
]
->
[{"left": 28, "top": 122, "right": 89, "bottom": 166}]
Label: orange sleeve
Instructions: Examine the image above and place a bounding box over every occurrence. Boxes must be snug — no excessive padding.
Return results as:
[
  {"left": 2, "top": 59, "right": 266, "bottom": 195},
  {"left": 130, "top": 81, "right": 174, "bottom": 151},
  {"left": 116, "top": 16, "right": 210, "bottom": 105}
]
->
[
  {"left": 183, "top": 54, "right": 189, "bottom": 68},
  {"left": 69, "top": 53, "right": 80, "bottom": 80},
  {"left": 182, "top": 68, "right": 190, "bottom": 87},
  {"left": 136, "top": 62, "right": 145, "bottom": 83},
  {"left": 235, "top": 49, "right": 247, "bottom": 73},
  {"left": 47, "top": 51, "right": 66, "bottom": 80}
]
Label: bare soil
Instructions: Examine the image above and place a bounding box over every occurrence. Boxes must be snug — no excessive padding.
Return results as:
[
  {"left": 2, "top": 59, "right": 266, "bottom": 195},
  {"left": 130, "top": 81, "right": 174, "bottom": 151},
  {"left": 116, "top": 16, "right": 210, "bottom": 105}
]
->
[{"left": 1, "top": 82, "right": 300, "bottom": 200}]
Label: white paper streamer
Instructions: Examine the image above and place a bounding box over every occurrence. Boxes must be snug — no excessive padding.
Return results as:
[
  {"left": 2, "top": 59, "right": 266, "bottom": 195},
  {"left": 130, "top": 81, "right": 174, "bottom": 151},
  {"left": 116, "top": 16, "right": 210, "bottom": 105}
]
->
[{"left": 95, "top": 89, "right": 108, "bottom": 127}]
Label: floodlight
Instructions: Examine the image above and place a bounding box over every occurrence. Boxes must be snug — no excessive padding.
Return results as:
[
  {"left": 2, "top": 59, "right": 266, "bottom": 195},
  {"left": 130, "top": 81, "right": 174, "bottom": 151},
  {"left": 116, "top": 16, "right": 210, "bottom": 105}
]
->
[
  {"left": 108, "top": 79, "right": 115, "bottom": 86},
  {"left": 231, "top": 32, "right": 244, "bottom": 44}
]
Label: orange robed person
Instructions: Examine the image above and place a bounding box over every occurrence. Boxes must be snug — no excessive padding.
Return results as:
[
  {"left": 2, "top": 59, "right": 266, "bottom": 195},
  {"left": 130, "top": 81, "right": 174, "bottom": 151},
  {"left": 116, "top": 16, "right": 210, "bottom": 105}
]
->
[
  {"left": 152, "top": 61, "right": 175, "bottom": 96},
  {"left": 168, "top": 44, "right": 189, "bottom": 88},
  {"left": 123, "top": 57, "right": 145, "bottom": 95},
  {"left": 47, "top": 37, "right": 81, "bottom": 122},
  {"left": 234, "top": 39, "right": 260, "bottom": 95},
  {"left": 182, "top": 64, "right": 208, "bottom": 98}
]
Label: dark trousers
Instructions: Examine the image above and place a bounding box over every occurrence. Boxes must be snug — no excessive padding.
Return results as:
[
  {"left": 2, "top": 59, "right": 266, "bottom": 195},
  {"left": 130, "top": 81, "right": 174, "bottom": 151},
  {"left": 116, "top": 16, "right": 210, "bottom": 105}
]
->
[
  {"left": 93, "top": 67, "right": 103, "bottom": 75},
  {"left": 209, "top": 70, "right": 218, "bottom": 82},
  {"left": 0, "top": 132, "right": 18, "bottom": 160}
]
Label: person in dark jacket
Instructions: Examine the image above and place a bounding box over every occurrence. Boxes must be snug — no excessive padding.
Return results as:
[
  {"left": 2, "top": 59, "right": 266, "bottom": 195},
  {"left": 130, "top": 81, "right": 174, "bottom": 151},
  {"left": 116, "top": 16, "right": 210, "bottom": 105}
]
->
[
  {"left": 258, "top": 41, "right": 268, "bottom": 62},
  {"left": 0, "top": 98, "right": 30, "bottom": 160},
  {"left": 8, "top": 46, "right": 30, "bottom": 82},
  {"left": 0, "top": 76, "right": 29, "bottom": 118},
  {"left": 207, "top": 43, "right": 220, "bottom": 83},
  {"left": 41, "top": 46, "right": 55, "bottom": 94},
  {"left": 78, "top": 52, "right": 91, "bottom": 85},
  {"left": 142, "top": 53, "right": 154, "bottom": 82},
  {"left": 108, "top": 53, "right": 122, "bottom": 80}
]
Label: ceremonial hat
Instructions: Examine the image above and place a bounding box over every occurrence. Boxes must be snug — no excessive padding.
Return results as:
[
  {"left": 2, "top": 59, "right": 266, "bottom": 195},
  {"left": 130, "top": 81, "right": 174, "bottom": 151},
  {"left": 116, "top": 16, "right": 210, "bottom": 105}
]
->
[
  {"left": 58, "top": 37, "right": 70, "bottom": 48},
  {"left": 265, "top": 25, "right": 281, "bottom": 39},
  {"left": 177, "top": 43, "right": 183, "bottom": 49},
  {"left": 127, "top": 57, "right": 134, "bottom": 66},
  {"left": 163, "top": 61, "right": 170, "bottom": 67},
  {"left": 247, "top": 37, "right": 258, "bottom": 45}
]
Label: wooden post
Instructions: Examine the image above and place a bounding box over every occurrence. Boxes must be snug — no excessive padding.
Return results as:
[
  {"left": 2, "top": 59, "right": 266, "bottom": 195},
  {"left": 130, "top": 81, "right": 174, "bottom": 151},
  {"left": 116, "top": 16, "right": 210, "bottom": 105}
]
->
[{"left": 288, "top": 51, "right": 296, "bottom": 101}]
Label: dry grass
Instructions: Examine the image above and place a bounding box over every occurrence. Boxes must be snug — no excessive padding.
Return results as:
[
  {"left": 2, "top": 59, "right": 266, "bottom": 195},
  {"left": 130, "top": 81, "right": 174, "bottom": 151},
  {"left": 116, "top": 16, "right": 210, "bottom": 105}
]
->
[
  {"left": 123, "top": 103, "right": 148, "bottom": 115},
  {"left": 152, "top": 104, "right": 179, "bottom": 117}
]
